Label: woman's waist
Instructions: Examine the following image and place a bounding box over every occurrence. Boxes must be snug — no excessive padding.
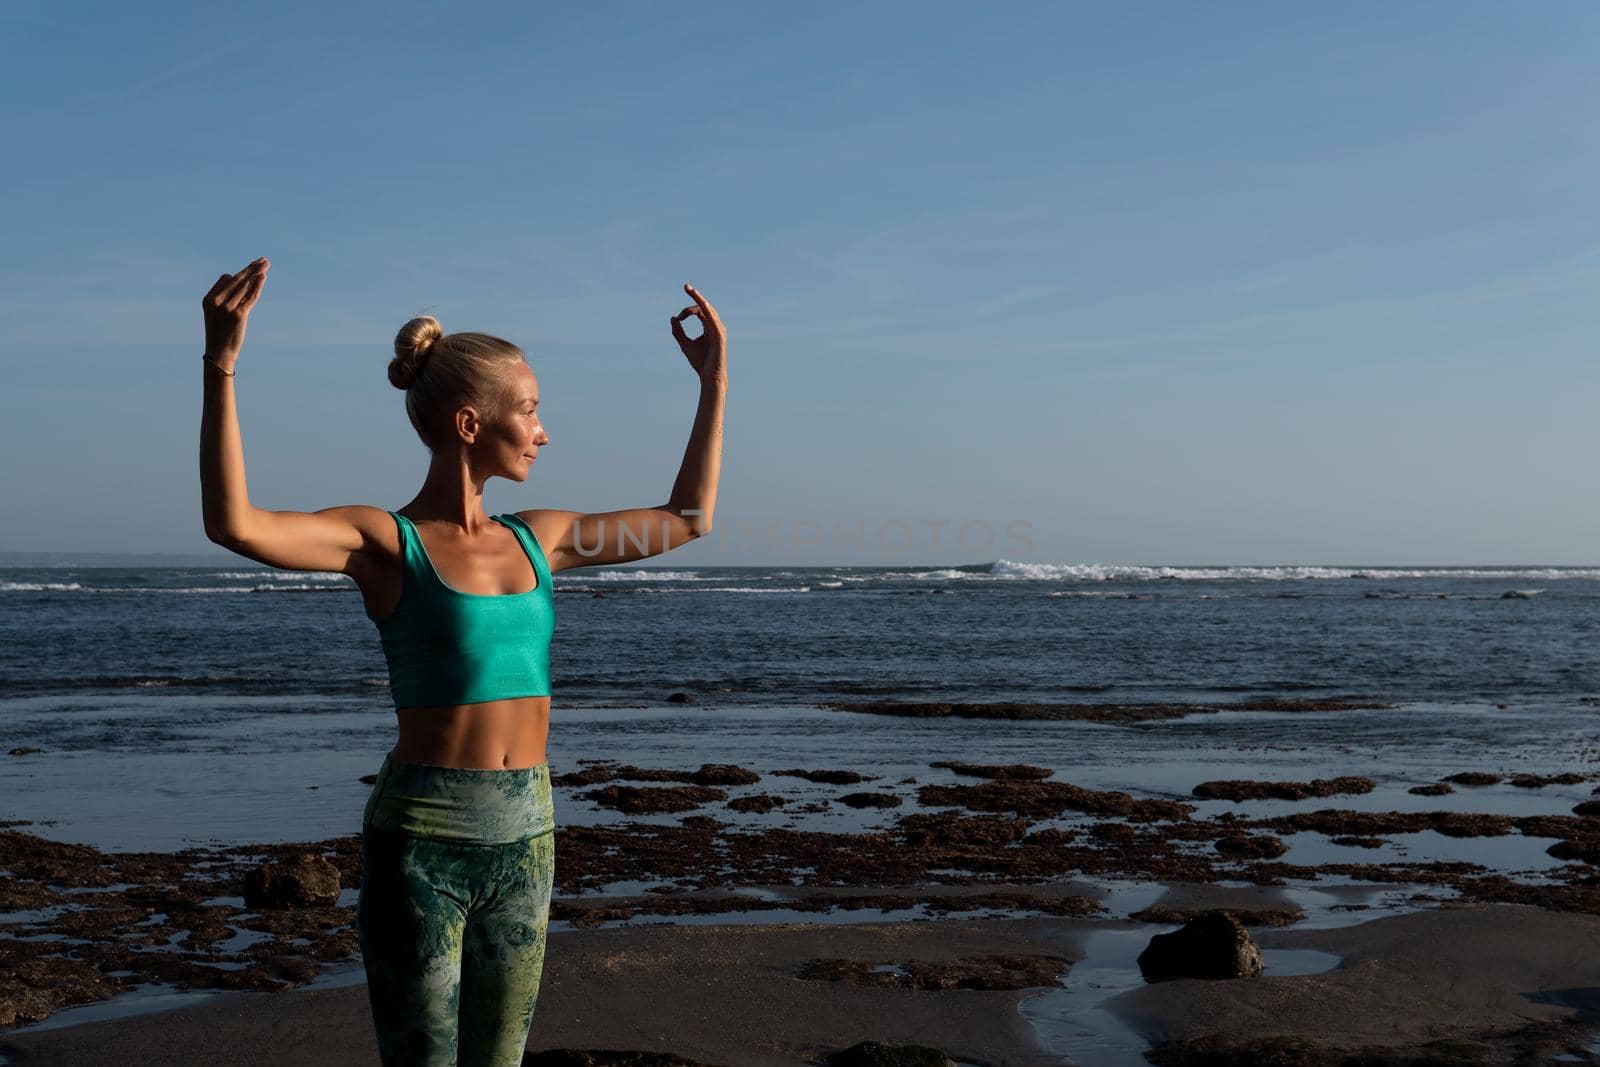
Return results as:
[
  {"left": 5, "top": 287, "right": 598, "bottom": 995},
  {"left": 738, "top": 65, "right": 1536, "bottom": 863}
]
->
[
  {"left": 362, "top": 751, "right": 555, "bottom": 843},
  {"left": 393, "top": 695, "right": 550, "bottom": 768}
]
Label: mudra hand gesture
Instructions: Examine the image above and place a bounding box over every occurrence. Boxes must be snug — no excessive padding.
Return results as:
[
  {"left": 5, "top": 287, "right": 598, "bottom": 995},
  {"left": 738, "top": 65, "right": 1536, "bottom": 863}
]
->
[
  {"left": 670, "top": 283, "right": 728, "bottom": 388},
  {"left": 202, "top": 257, "right": 270, "bottom": 369}
]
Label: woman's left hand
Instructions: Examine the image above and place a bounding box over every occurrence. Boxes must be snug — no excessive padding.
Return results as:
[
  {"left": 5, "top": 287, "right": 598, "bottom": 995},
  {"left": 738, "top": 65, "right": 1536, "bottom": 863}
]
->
[{"left": 670, "top": 283, "right": 728, "bottom": 388}]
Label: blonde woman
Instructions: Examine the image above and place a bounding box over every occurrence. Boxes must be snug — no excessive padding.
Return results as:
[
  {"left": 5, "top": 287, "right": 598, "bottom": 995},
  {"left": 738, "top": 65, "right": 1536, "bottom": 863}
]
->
[{"left": 198, "top": 257, "right": 727, "bottom": 1066}]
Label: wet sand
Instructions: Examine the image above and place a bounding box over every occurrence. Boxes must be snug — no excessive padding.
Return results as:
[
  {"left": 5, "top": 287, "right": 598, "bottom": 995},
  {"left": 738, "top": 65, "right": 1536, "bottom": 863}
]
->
[
  {"left": 1114, "top": 902, "right": 1600, "bottom": 1065},
  {"left": 0, "top": 917, "right": 1079, "bottom": 1067},
  {"left": 8, "top": 902, "right": 1600, "bottom": 1066}
]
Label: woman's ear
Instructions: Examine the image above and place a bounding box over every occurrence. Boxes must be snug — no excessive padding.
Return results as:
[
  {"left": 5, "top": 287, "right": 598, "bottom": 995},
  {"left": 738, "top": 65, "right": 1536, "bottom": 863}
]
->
[{"left": 453, "top": 406, "right": 481, "bottom": 444}]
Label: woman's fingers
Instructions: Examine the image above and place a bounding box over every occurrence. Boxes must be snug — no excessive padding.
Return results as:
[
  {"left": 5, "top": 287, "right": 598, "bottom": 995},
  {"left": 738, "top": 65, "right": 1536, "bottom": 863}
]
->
[
  {"left": 222, "top": 274, "right": 256, "bottom": 312},
  {"left": 206, "top": 259, "right": 268, "bottom": 310},
  {"left": 683, "top": 284, "right": 724, "bottom": 334},
  {"left": 222, "top": 261, "right": 269, "bottom": 312},
  {"left": 237, "top": 269, "right": 268, "bottom": 312},
  {"left": 204, "top": 273, "right": 233, "bottom": 305}
]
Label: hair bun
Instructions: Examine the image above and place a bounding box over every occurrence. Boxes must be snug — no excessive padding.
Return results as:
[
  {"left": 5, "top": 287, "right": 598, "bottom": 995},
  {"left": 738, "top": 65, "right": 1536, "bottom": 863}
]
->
[{"left": 389, "top": 316, "right": 445, "bottom": 390}]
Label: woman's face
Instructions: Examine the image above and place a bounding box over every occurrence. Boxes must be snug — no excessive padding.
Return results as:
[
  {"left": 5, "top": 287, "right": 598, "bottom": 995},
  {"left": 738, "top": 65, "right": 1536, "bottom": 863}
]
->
[{"left": 477, "top": 361, "right": 548, "bottom": 482}]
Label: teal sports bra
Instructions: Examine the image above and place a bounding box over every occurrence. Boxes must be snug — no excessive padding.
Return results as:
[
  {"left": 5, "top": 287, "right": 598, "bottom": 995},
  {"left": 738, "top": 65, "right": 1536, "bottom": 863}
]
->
[{"left": 371, "top": 512, "right": 556, "bottom": 709}]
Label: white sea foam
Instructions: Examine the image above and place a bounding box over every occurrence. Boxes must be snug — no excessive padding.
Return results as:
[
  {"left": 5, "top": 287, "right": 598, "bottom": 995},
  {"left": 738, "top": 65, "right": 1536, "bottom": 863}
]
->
[
  {"left": 563, "top": 584, "right": 812, "bottom": 594},
  {"left": 568, "top": 569, "right": 702, "bottom": 582},
  {"left": 989, "top": 561, "right": 1600, "bottom": 582},
  {"left": 213, "top": 571, "right": 349, "bottom": 582},
  {"left": 68, "top": 586, "right": 346, "bottom": 595},
  {"left": 0, "top": 581, "right": 84, "bottom": 591}
]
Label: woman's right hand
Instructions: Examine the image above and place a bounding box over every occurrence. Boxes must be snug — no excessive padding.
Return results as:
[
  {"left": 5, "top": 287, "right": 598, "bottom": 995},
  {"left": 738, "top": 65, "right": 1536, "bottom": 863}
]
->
[{"left": 202, "top": 257, "right": 270, "bottom": 367}]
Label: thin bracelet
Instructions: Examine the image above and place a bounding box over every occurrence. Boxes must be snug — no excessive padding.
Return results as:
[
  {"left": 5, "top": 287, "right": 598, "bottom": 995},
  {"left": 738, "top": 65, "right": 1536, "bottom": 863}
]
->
[{"left": 202, "top": 354, "right": 236, "bottom": 377}]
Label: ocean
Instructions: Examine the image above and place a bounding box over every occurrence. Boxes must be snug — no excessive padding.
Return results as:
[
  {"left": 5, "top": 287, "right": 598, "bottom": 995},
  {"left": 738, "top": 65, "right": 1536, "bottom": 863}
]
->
[{"left": 3, "top": 562, "right": 1598, "bottom": 857}]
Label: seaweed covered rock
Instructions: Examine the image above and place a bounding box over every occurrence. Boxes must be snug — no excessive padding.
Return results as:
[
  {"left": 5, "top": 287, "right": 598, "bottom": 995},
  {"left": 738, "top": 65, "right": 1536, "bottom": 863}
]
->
[
  {"left": 578, "top": 785, "right": 727, "bottom": 814},
  {"left": 839, "top": 792, "right": 903, "bottom": 809},
  {"left": 690, "top": 764, "right": 760, "bottom": 786},
  {"left": 1137, "top": 910, "right": 1263, "bottom": 983},
  {"left": 242, "top": 853, "right": 341, "bottom": 910},
  {"left": 1192, "top": 777, "right": 1373, "bottom": 802},
  {"left": 1215, "top": 834, "right": 1288, "bottom": 860}
]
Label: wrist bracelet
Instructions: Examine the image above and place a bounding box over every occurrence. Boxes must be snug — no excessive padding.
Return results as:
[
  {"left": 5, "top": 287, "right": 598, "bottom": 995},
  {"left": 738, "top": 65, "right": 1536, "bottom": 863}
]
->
[{"left": 203, "top": 355, "right": 236, "bottom": 377}]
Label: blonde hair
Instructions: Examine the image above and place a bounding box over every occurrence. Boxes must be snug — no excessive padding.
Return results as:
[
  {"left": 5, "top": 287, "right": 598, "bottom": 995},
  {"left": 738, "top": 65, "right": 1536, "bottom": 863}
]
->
[{"left": 388, "top": 316, "right": 526, "bottom": 449}]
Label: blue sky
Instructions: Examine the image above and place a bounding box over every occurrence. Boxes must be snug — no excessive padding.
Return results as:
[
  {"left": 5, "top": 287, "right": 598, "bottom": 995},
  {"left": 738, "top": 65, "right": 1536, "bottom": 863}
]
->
[{"left": 3, "top": 2, "right": 1598, "bottom": 564}]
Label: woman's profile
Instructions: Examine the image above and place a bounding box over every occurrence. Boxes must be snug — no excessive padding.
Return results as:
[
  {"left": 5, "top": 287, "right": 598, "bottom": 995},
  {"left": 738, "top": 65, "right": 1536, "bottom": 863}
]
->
[{"left": 198, "top": 256, "right": 727, "bottom": 1066}]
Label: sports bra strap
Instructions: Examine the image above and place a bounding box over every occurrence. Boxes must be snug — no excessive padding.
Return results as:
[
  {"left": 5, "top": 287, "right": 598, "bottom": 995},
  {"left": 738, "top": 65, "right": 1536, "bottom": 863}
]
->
[{"left": 492, "top": 513, "right": 553, "bottom": 589}]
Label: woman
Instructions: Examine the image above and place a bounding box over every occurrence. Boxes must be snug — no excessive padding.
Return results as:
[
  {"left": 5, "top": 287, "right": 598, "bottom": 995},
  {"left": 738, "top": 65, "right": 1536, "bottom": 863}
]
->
[{"left": 198, "top": 256, "right": 727, "bottom": 1066}]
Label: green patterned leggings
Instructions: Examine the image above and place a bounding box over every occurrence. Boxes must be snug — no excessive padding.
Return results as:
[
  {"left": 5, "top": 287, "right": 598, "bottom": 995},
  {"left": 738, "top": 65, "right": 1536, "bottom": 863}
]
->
[{"left": 357, "top": 753, "right": 556, "bottom": 1067}]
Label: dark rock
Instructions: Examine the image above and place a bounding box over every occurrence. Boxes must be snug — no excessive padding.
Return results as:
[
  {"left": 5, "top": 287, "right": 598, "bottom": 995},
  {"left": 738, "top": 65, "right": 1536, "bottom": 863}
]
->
[
  {"left": 1548, "top": 840, "right": 1600, "bottom": 865},
  {"left": 917, "top": 780, "right": 1136, "bottom": 818},
  {"left": 802, "top": 953, "right": 1068, "bottom": 993},
  {"left": 358, "top": 773, "right": 378, "bottom": 785},
  {"left": 1137, "top": 910, "right": 1263, "bottom": 983},
  {"left": 665, "top": 692, "right": 694, "bottom": 704},
  {"left": 1510, "top": 773, "right": 1585, "bottom": 788},
  {"left": 242, "top": 854, "right": 341, "bottom": 910},
  {"left": 1130, "top": 798, "right": 1198, "bottom": 821},
  {"left": 1409, "top": 783, "right": 1453, "bottom": 796},
  {"left": 1256, "top": 810, "right": 1513, "bottom": 838},
  {"left": 690, "top": 764, "right": 759, "bottom": 786},
  {"left": 829, "top": 1040, "right": 954, "bottom": 1066},
  {"left": 553, "top": 767, "right": 618, "bottom": 787},
  {"left": 1192, "top": 777, "right": 1374, "bottom": 802},
  {"left": 7, "top": 747, "right": 42, "bottom": 757},
  {"left": 608, "top": 766, "right": 698, "bottom": 783},
  {"left": 773, "top": 768, "right": 871, "bottom": 785},
  {"left": 897, "top": 813, "right": 1032, "bottom": 848},
  {"left": 1090, "top": 822, "right": 1137, "bottom": 843},
  {"left": 1444, "top": 772, "right": 1501, "bottom": 786},
  {"left": 578, "top": 785, "right": 727, "bottom": 814},
  {"left": 1215, "top": 834, "right": 1288, "bottom": 859},
  {"left": 838, "top": 792, "right": 903, "bottom": 809},
  {"left": 0, "top": 957, "right": 119, "bottom": 1028},
  {"left": 1573, "top": 801, "right": 1600, "bottom": 816},
  {"left": 929, "top": 760, "right": 1052, "bottom": 780},
  {"left": 0, "top": 879, "right": 61, "bottom": 911}
]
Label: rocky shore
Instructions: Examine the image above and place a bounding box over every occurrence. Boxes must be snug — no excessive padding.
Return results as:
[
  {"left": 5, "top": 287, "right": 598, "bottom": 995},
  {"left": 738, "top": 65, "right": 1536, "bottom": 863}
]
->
[{"left": 6, "top": 728, "right": 1600, "bottom": 1063}]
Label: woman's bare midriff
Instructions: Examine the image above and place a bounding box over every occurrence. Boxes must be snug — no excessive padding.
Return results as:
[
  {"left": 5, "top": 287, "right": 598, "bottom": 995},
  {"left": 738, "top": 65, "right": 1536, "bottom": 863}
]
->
[{"left": 389, "top": 696, "right": 551, "bottom": 770}]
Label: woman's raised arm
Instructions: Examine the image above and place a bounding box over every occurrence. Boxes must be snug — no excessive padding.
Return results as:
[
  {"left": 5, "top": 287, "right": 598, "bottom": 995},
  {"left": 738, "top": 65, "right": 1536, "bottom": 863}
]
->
[
  {"left": 522, "top": 283, "right": 728, "bottom": 571},
  {"left": 199, "top": 258, "right": 378, "bottom": 573}
]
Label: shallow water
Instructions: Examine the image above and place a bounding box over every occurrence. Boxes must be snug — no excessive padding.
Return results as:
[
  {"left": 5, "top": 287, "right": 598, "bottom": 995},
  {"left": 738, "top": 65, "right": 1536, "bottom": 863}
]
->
[
  {"left": 1020, "top": 880, "right": 1419, "bottom": 1066},
  {"left": 3, "top": 701, "right": 1596, "bottom": 860}
]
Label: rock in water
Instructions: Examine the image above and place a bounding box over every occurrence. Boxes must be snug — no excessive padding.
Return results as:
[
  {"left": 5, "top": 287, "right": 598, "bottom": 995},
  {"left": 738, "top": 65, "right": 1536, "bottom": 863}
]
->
[
  {"left": 242, "top": 853, "right": 341, "bottom": 909},
  {"left": 1137, "top": 910, "right": 1263, "bottom": 983}
]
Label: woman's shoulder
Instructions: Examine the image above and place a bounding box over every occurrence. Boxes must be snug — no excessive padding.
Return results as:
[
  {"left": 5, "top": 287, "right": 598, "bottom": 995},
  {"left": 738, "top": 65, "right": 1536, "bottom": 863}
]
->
[{"left": 505, "top": 508, "right": 576, "bottom": 543}]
